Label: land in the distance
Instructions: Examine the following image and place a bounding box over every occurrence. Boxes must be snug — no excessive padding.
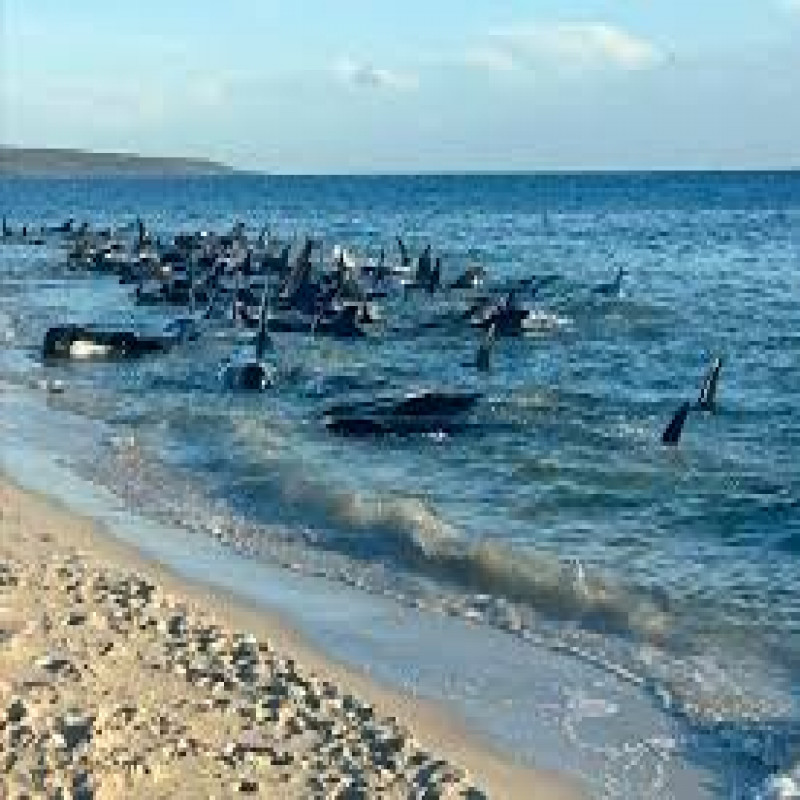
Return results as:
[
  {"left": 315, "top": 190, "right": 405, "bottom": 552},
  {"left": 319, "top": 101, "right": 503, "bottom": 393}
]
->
[{"left": 0, "top": 146, "right": 238, "bottom": 177}]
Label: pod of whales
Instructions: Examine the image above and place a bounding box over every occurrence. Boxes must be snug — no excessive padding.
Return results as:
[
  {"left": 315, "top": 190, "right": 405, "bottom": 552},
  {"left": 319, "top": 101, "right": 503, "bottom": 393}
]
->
[{"left": 0, "top": 214, "right": 731, "bottom": 447}]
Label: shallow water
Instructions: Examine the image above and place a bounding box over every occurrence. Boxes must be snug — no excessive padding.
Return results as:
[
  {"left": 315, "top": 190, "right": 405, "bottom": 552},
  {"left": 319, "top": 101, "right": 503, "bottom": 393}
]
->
[
  {"left": 0, "top": 389, "right": 764, "bottom": 800},
  {"left": 2, "top": 172, "right": 800, "bottom": 797}
]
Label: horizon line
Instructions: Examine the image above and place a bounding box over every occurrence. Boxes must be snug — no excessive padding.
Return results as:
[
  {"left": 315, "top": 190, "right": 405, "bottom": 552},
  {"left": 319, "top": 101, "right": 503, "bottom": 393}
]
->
[{"left": 1, "top": 145, "right": 798, "bottom": 179}]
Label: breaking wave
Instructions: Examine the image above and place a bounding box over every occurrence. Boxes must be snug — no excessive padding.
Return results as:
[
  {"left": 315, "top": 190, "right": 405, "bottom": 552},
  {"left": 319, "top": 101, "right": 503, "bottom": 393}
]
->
[{"left": 255, "top": 464, "right": 673, "bottom": 642}]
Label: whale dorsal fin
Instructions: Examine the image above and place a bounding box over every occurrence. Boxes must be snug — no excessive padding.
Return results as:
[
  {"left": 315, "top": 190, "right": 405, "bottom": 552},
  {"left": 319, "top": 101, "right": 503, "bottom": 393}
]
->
[
  {"left": 476, "top": 323, "right": 496, "bottom": 372},
  {"left": 662, "top": 402, "right": 691, "bottom": 445},
  {"left": 255, "top": 285, "right": 273, "bottom": 360},
  {"left": 698, "top": 357, "right": 723, "bottom": 411}
]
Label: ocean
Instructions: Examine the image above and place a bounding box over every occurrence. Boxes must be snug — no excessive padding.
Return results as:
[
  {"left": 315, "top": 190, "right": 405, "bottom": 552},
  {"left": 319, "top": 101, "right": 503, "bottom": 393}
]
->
[{"left": 1, "top": 171, "right": 799, "bottom": 798}]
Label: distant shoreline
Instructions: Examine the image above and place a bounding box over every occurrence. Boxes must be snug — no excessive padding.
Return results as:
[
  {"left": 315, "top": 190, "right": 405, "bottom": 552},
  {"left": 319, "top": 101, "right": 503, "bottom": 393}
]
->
[
  {"left": 0, "top": 146, "right": 238, "bottom": 177},
  {"left": 0, "top": 146, "right": 797, "bottom": 179}
]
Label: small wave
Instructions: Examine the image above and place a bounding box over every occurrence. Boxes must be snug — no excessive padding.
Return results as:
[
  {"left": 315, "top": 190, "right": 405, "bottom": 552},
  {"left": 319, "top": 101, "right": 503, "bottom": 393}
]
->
[
  {"left": 760, "top": 766, "right": 800, "bottom": 800},
  {"left": 522, "top": 308, "right": 573, "bottom": 332},
  {"left": 423, "top": 538, "right": 671, "bottom": 640},
  {"left": 259, "top": 466, "right": 673, "bottom": 641}
]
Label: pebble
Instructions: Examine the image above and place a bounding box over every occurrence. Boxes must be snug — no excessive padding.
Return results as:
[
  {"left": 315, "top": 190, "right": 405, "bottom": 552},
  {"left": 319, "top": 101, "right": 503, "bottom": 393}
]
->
[
  {"left": 6, "top": 697, "right": 28, "bottom": 724},
  {"left": 0, "top": 538, "right": 485, "bottom": 800},
  {"left": 57, "top": 712, "right": 93, "bottom": 750},
  {"left": 35, "top": 653, "right": 73, "bottom": 674},
  {"left": 64, "top": 610, "right": 88, "bottom": 627}
]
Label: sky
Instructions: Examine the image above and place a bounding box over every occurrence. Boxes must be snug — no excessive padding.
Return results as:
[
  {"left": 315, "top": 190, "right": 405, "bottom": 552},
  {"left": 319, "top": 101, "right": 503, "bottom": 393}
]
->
[{"left": 0, "top": 1, "right": 798, "bottom": 173}]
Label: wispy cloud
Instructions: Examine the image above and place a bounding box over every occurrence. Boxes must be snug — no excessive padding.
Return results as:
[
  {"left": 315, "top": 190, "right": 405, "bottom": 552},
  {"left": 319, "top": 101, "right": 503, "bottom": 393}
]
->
[
  {"left": 334, "top": 59, "right": 418, "bottom": 91},
  {"left": 468, "top": 23, "right": 663, "bottom": 76},
  {"left": 777, "top": 0, "right": 800, "bottom": 12}
]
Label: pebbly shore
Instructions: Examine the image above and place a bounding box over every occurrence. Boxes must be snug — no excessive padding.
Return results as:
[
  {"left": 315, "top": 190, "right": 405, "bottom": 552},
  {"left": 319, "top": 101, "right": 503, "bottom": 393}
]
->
[{"left": 0, "top": 478, "right": 577, "bottom": 799}]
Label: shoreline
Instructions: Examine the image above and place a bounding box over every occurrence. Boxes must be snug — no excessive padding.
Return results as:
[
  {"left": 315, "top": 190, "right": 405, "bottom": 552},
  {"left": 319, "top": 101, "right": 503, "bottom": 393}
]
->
[{"left": 0, "top": 473, "right": 581, "bottom": 799}]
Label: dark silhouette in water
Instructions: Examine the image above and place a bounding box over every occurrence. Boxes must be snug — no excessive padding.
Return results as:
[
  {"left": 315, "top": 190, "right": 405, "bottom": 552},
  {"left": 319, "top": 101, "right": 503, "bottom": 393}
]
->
[
  {"left": 136, "top": 218, "right": 147, "bottom": 248},
  {"left": 697, "top": 357, "right": 723, "bottom": 411},
  {"left": 397, "top": 237, "right": 411, "bottom": 269},
  {"left": 593, "top": 267, "right": 626, "bottom": 297},
  {"left": 325, "top": 392, "right": 481, "bottom": 437},
  {"left": 476, "top": 323, "right": 496, "bottom": 372},
  {"left": 416, "top": 245, "right": 433, "bottom": 287},
  {"left": 222, "top": 287, "right": 276, "bottom": 391},
  {"left": 427, "top": 258, "right": 442, "bottom": 295},
  {"left": 662, "top": 402, "right": 691, "bottom": 445},
  {"left": 473, "top": 291, "right": 530, "bottom": 337},
  {"left": 254, "top": 287, "right": 273, "bottom": 361},
  {"left": 451, "top": 265, "right": 485, "bottom": 290},
  {"left": 51, "top": 219, "right": 74, "bottom": 234},
  {"left": 312, "top": 304, "right": 366, "bottom": 338},
  {"left": 42, "top": 325, "right": 172, "bottom": 360},
  {"left": 372, "top": 247, "right": 391, "bottom": 284}
]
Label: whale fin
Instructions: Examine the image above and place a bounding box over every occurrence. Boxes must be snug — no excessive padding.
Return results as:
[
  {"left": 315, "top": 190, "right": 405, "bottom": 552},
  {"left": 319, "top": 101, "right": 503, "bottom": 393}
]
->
[
  {"left": 662, "top": 402, "right": 691, "bottom": 445},
  {"left": 697, "top": 357, "right": 723, "bottom": 411},
  {"left": 397, "top": 237, "right": 410, "bottom": 268},
  {"left": 476, "top": 323, "right": 496, "bottom": 372},
  {"left": 255, "top": 285, "right": 273, "bottom": 360},
  {"left": 188, "top": 256, "right": 196, "bottom": 315}
]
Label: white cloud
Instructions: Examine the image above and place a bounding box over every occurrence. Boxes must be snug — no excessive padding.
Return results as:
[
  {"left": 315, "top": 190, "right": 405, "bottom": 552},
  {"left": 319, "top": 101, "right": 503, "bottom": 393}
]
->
[
  {"left": 778, "top": 0, "right": 800, "bottom": 12},
  {"left": 470, "top": 23, "right": 663, "bottom": 76},
  {"left": 334, "top": 59, "right": 418, "bottom": 91}
]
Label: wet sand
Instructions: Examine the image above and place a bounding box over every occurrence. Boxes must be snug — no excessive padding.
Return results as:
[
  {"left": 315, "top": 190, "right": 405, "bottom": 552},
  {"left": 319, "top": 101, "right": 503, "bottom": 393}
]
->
[{"left": 0, "top": 476, "right": 581, "bottom": 799}]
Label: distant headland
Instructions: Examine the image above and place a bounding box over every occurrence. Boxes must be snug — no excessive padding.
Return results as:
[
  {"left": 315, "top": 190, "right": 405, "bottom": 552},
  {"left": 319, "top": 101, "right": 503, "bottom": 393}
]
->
[{"left": 0, "top": 146, "right": 239, "bottom": 177}]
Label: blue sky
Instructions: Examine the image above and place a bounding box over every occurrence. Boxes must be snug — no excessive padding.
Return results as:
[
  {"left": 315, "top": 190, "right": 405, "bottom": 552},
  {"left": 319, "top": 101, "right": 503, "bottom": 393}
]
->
[{"left": 1, "top": 1, "right": 798, "bottom": 172}]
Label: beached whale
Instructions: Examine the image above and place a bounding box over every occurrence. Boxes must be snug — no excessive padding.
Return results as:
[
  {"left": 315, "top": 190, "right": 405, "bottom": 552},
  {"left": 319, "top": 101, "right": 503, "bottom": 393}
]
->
[
  {"left": 324, "top": 391, "right": 481, "bottom": 436},
  {"left": 221, "top": 288, "right": 277, "bottom": 391},
  {"left": 470, "top": 295, "right": 532, "bottom": 337},
  {"left": 42, "top": 323, "right": 188, "bottom": 360},
  {"left": 221, "top": 355, "right": 276, "bottom": 391},
  {"left": 312, "top": 304, "right": 368, "bottom": 338}
]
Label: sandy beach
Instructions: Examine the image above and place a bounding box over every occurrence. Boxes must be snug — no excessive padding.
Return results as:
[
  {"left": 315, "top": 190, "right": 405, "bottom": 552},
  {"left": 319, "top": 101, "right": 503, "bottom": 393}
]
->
[{"left": 0, "top": 476, "right": 579, "bottom": 799}]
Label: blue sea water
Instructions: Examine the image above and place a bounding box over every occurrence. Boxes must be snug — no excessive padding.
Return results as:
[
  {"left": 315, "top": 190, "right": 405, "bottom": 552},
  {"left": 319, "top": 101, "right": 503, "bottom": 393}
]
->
[{"left": 1, "top": 171, "right": 800, "bottom": 797}]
